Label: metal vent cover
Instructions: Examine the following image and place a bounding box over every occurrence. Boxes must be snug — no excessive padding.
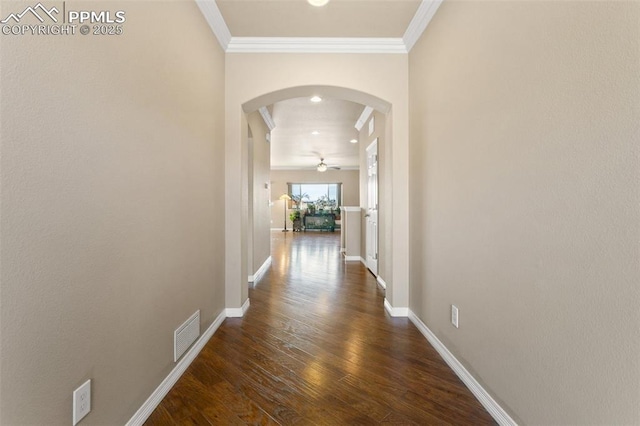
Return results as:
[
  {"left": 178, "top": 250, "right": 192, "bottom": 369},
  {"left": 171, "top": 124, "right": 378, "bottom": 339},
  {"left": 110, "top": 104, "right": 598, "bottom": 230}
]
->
[{"left": 174, "top": 310, "right": 200, "bottom": 362}]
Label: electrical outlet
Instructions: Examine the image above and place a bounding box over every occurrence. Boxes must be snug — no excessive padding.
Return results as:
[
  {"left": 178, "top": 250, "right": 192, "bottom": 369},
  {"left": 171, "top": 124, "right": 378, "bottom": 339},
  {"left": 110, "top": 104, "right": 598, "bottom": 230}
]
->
[
  {"left": 73, "top": 379, "right": 91, "bottom": 425},
  {"left": 451, "top": 305, "right": 459, "bottom": 328}
]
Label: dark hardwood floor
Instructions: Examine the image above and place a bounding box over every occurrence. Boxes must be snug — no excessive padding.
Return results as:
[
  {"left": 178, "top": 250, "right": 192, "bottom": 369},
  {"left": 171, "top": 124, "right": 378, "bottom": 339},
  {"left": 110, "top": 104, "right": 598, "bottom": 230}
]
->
[{"left": 145, "top": 231, "right": 495, "bottom": 425}]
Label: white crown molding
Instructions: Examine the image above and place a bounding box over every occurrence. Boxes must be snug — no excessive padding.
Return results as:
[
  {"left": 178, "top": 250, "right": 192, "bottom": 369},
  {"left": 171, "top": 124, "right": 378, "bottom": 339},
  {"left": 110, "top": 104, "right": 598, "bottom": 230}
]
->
[
  {"left": 403, "top": 0, "right": 444, "bottom": 52},
  {"left": 258, "top": 107, "right": 276, "bottom": 131},
  {"left": 226, "top": 37, "right": 408, "bottom": 54},
  {"left": 408, "top": 310, "right": 518, "bottom": 426},
  {"left": 126, "top": 310, "right": 226, "bottom": 426},
  {"left": 195, "top": 0, "right": 232, "bottom": 50},
  {"left": 355, "top": 106, "right": 374, "bottom": 131},
  {"left": 270, "top": 165, "right": 359, "bottom": 171},
  {"left": 196, "top": 0, "right": 443, "bottom": 53}
]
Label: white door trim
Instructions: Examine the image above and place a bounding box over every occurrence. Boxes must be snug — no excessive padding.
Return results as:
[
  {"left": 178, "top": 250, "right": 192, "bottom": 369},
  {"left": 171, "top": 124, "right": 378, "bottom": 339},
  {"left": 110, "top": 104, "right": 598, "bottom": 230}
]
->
[{"left": 365, "top": 139, "right": 379, "bottom": 276}]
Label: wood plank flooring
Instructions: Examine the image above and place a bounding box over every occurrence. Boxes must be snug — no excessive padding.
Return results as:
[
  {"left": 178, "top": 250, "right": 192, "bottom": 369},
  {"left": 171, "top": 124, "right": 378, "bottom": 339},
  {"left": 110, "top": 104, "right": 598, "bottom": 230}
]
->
[{"left": 145, "top": 231, "right": 495, "bottom": 425}]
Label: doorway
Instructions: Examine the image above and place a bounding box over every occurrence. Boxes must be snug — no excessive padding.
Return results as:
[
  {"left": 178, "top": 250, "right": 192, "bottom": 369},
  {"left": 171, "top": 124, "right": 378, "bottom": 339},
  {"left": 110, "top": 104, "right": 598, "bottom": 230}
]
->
[{"left": 230, "top": 85, "right": 400, "bottom": 313}]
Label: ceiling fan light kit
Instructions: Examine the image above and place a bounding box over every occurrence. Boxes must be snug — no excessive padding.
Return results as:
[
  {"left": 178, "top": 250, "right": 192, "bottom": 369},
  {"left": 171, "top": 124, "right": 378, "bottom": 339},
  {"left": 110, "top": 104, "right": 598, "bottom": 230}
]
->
[{"left": 316, "top": 158, "right": 341, "bottom": 172}]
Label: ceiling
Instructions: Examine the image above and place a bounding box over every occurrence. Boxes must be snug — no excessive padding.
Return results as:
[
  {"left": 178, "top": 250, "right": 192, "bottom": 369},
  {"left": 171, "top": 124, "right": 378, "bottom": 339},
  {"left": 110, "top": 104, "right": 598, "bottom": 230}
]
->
[
  {"left": 212, "top": 0, "right": 430, "bottom": 170},
  {"left": 269, "top": 97, "right": 364, "bottom": 170},
  {"left": 217, "top": 0, "right": 422, "bottom": 38}
]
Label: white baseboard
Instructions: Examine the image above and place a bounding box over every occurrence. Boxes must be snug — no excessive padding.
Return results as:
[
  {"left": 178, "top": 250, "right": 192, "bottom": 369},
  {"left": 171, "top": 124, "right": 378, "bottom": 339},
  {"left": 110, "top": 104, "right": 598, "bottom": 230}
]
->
[
  {"left": 359, "top": 257, "right": 367, "bottom": 266},
  {"left": 248, "top": 256, "right": 272, "bottom": 283},
  {"left": 408, "top": 310, "right": 518, "bottom": 426},
  {"left": 384, "top": 298, "right": 409, "bottom": 317},
  {"left": 226, "top": 298, "right": 250, "bottom": 318},
  {"left": 125, "top": 310, "right": 226, "bottom": 426},
  {"left": 376, "top": 276, "right": 387, "bottom": 290},
  {"left": 344, "top": 255, "right": 361, "bottom": 261}
]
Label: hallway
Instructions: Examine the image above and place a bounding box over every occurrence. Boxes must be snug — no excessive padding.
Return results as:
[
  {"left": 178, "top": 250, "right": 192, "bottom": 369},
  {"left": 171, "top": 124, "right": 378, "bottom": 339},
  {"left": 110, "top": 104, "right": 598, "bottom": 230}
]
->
[{"left": 145, "top": 232, "right": 495, "bottom": 425}]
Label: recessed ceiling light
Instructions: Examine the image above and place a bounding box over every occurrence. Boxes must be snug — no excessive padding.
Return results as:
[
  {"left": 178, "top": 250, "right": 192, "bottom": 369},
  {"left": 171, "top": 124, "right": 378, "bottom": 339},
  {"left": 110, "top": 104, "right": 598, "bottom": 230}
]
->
[
  {"left": 307, "top": 0, "right": 330, "bottom": 7},
  {"left": 310, "top": 96, "right": 322, "bottom": 103},
  {"left": 350, "top": 139, "right": 358, "bottom": 144},
  {"left": 312, "top": 131, "right": 320, "bottom": 135}
]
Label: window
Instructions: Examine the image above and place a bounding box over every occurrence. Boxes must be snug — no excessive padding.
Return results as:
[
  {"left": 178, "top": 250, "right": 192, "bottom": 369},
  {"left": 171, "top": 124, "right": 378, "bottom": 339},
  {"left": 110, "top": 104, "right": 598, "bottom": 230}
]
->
[{"left": 288, "top": 183, "right": 342, "bottom": 209}]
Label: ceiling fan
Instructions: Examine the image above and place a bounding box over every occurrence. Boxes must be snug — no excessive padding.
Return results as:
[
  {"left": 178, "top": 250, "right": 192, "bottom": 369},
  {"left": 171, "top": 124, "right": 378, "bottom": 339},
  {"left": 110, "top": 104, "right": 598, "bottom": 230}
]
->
[{"left": 317, "top": 158, "right": 341, "bottom": 172}]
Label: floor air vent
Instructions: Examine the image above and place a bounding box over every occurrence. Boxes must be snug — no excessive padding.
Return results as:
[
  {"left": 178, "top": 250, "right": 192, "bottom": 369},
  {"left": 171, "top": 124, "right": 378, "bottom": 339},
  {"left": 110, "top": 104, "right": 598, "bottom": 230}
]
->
[{"left": 174, "top": 310, "right": 200, "bottom": 362}]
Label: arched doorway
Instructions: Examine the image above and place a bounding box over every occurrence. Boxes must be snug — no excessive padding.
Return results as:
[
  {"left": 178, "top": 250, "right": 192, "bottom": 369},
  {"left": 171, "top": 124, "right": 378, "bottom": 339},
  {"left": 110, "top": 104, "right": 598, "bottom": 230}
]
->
[
  {"left": 224, "top": 53, "right": 411, "bottom": 318},
  {"left": 244, "top": 86, "right": 389, "bottom": 291}
]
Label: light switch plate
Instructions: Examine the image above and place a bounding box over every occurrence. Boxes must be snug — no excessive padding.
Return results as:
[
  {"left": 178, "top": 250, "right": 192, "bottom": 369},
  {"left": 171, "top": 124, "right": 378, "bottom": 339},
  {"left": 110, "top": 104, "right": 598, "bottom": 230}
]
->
[{"left": 451, "top": 305, "right": 459, "bottom": 328}]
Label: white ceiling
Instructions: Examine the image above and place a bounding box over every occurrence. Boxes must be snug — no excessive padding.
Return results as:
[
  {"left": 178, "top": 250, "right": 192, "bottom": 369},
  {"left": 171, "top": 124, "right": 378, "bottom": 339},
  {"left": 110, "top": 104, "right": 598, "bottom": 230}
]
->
[
  {"left": 210, "top": 0, "right": 434, "bottom": 170},
  {"left": 217, "top": 0, "right": 421, "bottom": 38},
  {"left": 269, "top": 97, "right": 364, "bottom": 170}
]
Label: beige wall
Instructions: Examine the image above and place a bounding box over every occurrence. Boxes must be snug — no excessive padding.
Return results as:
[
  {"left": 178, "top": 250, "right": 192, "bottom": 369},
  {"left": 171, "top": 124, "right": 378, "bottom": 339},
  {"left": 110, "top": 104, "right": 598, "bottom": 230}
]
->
[
  {"left": 342, "top": 207, "right": 362, "bottom": 258},
  {"left": 270, "top": 169, "right": 359, "bottom": 229},
  {"left": 0, "top": 1, "right": 226, "bottom": 424},
  {"left": 248, "top": 112, "right": 271, "bottom": 275},
  {"left": 409, "top": 1, "right": 640, "bottom": 424},
  {"left": 226, "top": 53, "right": 410, "bottom": 312}
]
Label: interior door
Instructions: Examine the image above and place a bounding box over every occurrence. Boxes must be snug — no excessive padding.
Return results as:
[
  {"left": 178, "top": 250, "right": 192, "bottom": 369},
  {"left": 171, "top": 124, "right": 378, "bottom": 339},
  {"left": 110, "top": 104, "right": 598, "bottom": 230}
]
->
[{"left": 365, "top": 139, "right": 378, "bottom": 275}]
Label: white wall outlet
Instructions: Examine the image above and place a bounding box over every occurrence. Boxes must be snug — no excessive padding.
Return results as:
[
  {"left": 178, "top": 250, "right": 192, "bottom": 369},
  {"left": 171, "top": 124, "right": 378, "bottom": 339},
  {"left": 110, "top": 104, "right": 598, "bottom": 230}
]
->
[
  {"left": 73, "top": 379, "right": 91, "bottom": 425},
  {"left": 451, "top": 305, "right": 459, "bottom": 328}
]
